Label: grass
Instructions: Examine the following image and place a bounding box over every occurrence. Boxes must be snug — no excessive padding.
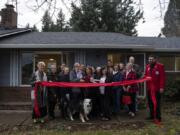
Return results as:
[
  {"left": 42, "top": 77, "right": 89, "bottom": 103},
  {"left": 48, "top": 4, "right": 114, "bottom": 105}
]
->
[{"left": 2, "top": 101, "right": 180, "bottom": 135}]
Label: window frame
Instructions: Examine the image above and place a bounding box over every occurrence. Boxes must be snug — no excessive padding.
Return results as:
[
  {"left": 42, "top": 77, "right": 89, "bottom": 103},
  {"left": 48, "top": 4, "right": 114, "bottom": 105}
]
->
[{"left": 20, "top": 51, "right": 34, "bottom": 86}]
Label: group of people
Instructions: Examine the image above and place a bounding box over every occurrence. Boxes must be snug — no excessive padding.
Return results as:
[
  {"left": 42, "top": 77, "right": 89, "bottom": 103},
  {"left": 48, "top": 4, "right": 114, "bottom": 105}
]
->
[{"left": 30, "top": 55, "right": 165, "bottom": 125}]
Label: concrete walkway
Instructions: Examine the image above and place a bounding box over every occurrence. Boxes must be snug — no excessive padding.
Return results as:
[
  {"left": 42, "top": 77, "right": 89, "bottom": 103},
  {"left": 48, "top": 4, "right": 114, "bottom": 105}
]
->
[{"left": 0, "top": 109, "right": 148, "bottom": 126}]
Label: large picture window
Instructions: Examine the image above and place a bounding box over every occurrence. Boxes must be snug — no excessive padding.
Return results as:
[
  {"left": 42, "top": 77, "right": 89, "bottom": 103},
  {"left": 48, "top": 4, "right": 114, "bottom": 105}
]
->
[
  {"left": 158, "top": 56, "right": 175, "bottom": 71},
  {"left": 21, "top": 53, "right": 33, "bottom": 85},
  {"left": 175, "top": 57, "right": 180, "bottom": 71}
]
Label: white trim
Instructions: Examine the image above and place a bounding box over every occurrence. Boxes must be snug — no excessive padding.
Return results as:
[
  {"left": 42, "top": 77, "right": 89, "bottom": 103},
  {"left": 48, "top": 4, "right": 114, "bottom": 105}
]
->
[
  {"left": 34, "top": 51, "right": 63, "bottom": 54},
  {"left": 10, "top": 49, "right": 19, "bottom": 86},
  {"left": 155, "top": 48, "right": 180, "bottom": 52},
  {"left": 19, "top": 85, "right": 31, "bottom": 87},
  {"left": 165, "top": 71, "right": 180, "bottom": 73}
]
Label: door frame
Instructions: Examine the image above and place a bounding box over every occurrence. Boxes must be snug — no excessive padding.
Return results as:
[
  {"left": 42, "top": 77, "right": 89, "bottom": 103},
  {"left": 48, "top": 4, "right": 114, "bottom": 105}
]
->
[{"left": 33, "top": 51, "right": 64, "bottom": 73}]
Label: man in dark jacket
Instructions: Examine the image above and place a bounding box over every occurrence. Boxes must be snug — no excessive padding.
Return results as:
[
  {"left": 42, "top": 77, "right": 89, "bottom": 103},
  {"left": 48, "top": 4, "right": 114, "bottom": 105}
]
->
[
  {"left": 58, "top": 67, "right": 72, "bottom": 119},
  {"left": 70, "top": 62, "right": 85, "bottom": 101},
  {"left": 112, "top": 64, "right": 124, "bottom": 114},
  {"left": 47, "top": 64, "right": 58, "bottom": 119}
]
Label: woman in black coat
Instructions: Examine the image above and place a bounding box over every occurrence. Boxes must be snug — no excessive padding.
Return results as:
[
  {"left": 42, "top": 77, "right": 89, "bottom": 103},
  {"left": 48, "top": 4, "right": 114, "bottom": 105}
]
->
[
  {"left": 99, "top": 67, "right": 113, "bottom": 121},
  {"left": 57, "top": 67, "right": 72, "bottom": 119}
]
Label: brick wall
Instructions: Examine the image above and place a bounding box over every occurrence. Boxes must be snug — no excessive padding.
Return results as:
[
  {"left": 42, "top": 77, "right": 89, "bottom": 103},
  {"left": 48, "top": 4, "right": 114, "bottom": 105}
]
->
[{"left": 0, "top": 87, "right": 31, "bottom": 102}]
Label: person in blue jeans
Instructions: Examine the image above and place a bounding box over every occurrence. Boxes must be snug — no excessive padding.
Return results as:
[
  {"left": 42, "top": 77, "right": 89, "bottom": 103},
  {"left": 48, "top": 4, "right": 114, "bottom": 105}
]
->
[{"left": 112, "top": 64, "right": 124, "bottom": 114}]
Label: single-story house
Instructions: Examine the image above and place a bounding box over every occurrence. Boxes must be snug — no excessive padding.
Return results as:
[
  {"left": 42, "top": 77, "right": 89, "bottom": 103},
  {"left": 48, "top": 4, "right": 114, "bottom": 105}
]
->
[{"left": 0, "top": 28, "right": 180, "bottom": 101}]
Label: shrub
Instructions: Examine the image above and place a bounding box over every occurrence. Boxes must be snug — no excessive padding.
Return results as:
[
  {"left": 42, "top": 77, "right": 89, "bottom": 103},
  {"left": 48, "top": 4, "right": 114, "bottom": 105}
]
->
[{"left": 164, "top": 80, "right": 180, "bottom": 100}]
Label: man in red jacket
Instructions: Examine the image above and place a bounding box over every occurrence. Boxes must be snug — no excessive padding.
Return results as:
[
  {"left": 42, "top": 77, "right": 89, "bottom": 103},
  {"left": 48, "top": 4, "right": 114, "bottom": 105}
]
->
[{"left": 145, "top": 55, "right": 165, "bottom": 123}]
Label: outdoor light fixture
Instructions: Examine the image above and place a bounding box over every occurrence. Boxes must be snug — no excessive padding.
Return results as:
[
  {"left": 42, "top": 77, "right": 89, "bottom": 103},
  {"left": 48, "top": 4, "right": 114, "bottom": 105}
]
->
[{"left": 49, "top": 58, "right": 54, "bottom": 61}]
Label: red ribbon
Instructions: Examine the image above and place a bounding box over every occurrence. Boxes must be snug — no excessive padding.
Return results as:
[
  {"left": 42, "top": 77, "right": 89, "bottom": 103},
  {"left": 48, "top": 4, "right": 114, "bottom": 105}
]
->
[
  {"left": 34, "top": 83, "right": 41, "bottom": 117},
  {"left": 149, "top": 80, "right": 158, "bottom": 122},
  {"left": 33, "top": 76, "right": 152, "bottom": 117}
]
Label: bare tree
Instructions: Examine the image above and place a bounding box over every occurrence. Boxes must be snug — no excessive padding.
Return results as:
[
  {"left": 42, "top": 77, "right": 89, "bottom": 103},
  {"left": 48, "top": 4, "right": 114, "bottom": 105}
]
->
[{"left": 24, "top": 0, "right": 169, "bottom": 17}]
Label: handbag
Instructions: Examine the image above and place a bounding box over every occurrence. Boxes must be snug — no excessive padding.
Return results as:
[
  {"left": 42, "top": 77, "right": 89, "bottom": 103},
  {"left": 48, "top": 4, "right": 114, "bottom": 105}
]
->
[{"left": 122, "top": 93, "right": 132, "bottom": 105}]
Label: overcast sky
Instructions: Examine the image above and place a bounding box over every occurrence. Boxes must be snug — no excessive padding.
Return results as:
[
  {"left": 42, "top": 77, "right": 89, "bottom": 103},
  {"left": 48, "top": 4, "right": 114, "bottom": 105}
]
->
[{"left": 0, "top": 0, "right": 169, "bottom": 37}]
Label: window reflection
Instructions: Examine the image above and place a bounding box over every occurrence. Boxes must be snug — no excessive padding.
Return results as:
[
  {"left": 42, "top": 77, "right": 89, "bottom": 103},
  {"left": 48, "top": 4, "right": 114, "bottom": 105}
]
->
[
  {"left": 158, "top": 56, "right": 175, "bottom": 71},
  {"left": 175, "top": 57, "right": 180, "bottom": 71},
  {"left": 21, "top": 53, "right": 33, "bottom": 85}
]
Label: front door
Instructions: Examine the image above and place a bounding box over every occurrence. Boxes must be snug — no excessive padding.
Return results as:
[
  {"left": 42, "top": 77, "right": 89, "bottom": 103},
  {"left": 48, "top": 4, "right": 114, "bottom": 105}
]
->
[{"left": 33, "top": 52, "right": 74, "bottom": 72}]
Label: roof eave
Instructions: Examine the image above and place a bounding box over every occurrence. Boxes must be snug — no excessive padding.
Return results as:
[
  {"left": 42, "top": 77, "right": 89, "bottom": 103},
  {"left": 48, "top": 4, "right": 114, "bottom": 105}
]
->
[{"left": 0, "top": 44, "right": 152, "bottom": 49}]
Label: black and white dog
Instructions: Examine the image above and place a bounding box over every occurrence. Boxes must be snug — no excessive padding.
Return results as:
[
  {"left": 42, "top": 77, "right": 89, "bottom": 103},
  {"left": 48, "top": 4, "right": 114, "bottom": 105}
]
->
[{"left": 61, "top": 96, "right": 92, "bottom": 123}]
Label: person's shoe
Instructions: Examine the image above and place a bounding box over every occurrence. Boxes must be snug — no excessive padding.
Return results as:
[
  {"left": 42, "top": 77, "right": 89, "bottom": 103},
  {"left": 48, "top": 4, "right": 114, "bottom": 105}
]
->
[
  {"left": 33, "top": 119, "right": 38, "bottom": 124},
  {"left": 128, "top": 112, "right": 133, "bottom": 116},
  {"left": 39, "top": 118, "right": 45, "bottom": 124},
  {"left": 154, "top": 119, "right": 161, "bottom": 126},
  {"left": 101, "top": 117, "right": 110, "bottom": 121},
  {"left": 130, "top": 112, "right": 135, "bottom": 117}
]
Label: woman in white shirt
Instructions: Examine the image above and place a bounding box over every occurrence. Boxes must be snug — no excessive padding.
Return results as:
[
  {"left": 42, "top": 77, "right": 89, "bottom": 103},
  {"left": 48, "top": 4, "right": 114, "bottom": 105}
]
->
[{"left": 99, "top": 67, "right": 113, "bottom": 121}]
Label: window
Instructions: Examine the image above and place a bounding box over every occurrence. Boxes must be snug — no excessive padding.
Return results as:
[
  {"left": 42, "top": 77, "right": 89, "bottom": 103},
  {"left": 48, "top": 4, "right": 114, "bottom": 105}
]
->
[
  {"left": 107, "top": 53, "right": 144, "bottom": 70},
  {"left": 21, "top": 53, "right": 33, "bottom": 85},
  {"left": 175, "top": 57, "right": 180, "bottom": 71},
  {"left": 158, "top": 56, "right": 175, "bottom": 71},
  {"left": 107, "top": 53, "right": 126, "bottom": 64}
]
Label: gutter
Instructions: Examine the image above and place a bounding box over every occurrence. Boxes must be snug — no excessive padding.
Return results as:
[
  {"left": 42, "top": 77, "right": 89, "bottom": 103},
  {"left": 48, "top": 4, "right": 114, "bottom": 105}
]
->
[
  {"left": 0, "top": 43, "right": 153, "bottom": 49},
  {"left": 0, "top": 28, "right": 32, "bottom": 38}
]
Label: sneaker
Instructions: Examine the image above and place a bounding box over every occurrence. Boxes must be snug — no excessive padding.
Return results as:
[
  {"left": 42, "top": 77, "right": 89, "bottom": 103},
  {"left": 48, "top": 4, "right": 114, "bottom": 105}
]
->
[
  {"left": 101, "top": 117, "right": 110, "bottom": 121},
  {"left": 39, "top": 118, "right": 45, "bottom": 123},
  {"left": 130, "top": 112, "right": 135, "bottom": 117},
  {"left": 33, "top": 119, "right": 38, "bottom": 124},
  {"left": 154, "top": 119, "right": 161, "bottom": 126},
  {"left": 128, "top": 112, "right": 133, "bottom": 115}
]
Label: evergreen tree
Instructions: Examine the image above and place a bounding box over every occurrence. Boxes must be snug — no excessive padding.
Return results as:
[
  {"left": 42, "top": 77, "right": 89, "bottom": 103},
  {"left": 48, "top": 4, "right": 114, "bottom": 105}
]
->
[
  {"left": 56, "top": 9, "right": 66, "bottom": 31},
  {"left": 70, "top": 0, "right": 102, "bottom": 31},
  {"left": 70, "top": 0, "right": 143, "bottom": 36},
  {"left": 32, "top": 24, "right": 39, "bottom": 32},
  {"left": 70, "top": 3, "right": 84, "bottom": 31},
  {"left": 115, "top": 0, "right": 143, "bottom": 36},
  {"left": 42, "top": 10, "right": 53, "bottom": 32},
  {"left": 25, "top": 23, "right": 30, "bottom": 29},
  {"left": 50, "top": 22, "right": 57, "bottom": 32},
  {"left": 162, "top": 0, "right": 180, "bottom": 37}
]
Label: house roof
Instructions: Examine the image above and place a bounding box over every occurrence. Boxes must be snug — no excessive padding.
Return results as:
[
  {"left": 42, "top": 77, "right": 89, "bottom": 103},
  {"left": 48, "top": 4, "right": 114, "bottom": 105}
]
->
[
  {"left": 0, "top": 28, "right": 32, "bottom": 38},
  {"left": 0, "top": 31, "right": 180, "bottom": 51}
]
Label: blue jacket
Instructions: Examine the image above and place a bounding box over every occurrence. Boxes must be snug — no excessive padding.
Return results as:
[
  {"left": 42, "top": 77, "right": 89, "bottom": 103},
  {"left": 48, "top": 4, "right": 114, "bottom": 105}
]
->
[{"left": 112, "top": 71, "right": 124, "bottom": 90}]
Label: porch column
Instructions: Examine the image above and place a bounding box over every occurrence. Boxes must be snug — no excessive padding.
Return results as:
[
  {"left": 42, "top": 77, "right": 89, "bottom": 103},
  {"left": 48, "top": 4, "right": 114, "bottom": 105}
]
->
[
  {"left": 10, "top": 49, "right": 20, "bottom": 86},
  {"left": 143, "top": 53, "right": 147, "bottom": 97},
  {"left": 74, "top": 50, "right": 86, "bottom": 65}
]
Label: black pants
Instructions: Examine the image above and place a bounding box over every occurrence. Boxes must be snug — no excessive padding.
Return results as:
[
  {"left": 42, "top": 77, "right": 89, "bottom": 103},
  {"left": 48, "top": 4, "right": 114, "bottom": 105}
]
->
[
  {"left": 100, "top": 93, "right": 111, "bottom": 119},
  {"left": 128, "top": 93, "right": 136, "bottom": 113},
  {"left": 147, "top": 91, "right": 161, "bottom": 121},
  {"left": 48, "top": 89, "right": 57, "bottom": 118},
  {"left": 48, "top": 101, "right": 56, "bottom": 117}
]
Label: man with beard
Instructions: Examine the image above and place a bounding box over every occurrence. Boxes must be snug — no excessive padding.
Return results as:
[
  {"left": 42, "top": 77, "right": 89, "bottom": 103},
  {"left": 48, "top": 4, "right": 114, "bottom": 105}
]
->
[{"left": 145, "top": 55, "right": 165, "bottom": 124}]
